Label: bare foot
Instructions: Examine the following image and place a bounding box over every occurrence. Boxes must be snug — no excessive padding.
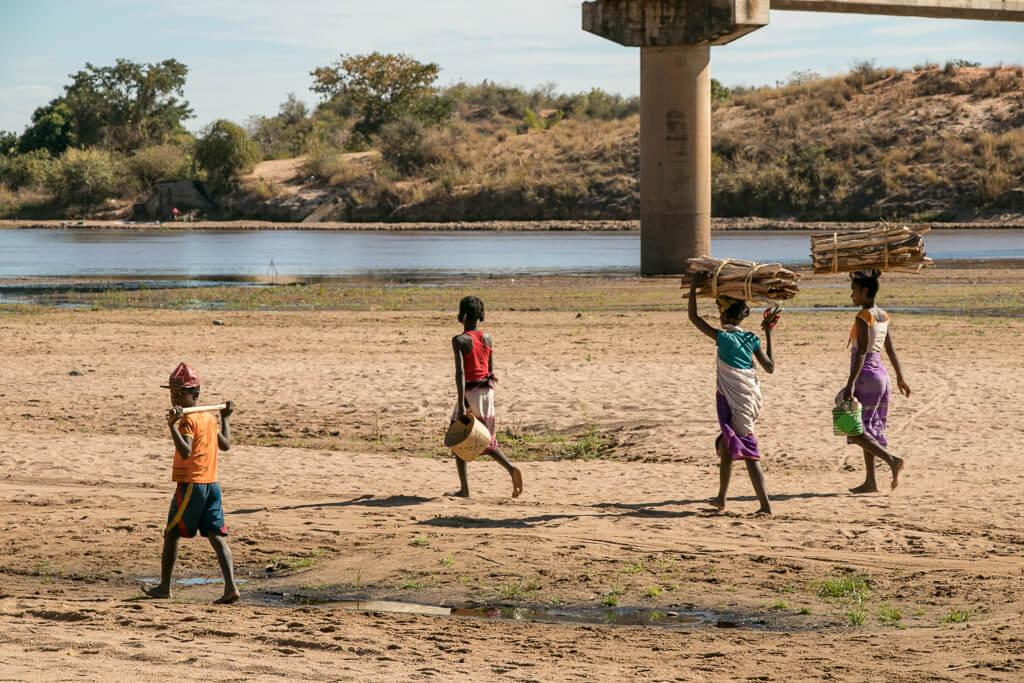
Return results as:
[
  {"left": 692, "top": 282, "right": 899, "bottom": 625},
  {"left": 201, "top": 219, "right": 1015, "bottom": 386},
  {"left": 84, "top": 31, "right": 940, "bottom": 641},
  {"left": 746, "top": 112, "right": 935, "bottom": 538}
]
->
[
  {"left": 446, "top": 489, "right": 470, "bottom": 498},
  {"left": 707, "top": 496, "right": 726, "bottom": 511},
  {"left": 849, "top": 482, "right": 878, "bottom": 494},
  {"left": 214, "top": 589, "right": 240, "bottom": 605},
  {"left": 511, "top": 468, "right": 523, "bottom": 499},
  {"left": 890, "top": 457, "right": 904, "bottom": 490},
  {"left": 754, "top": 508, "right": 773, "bottom": 518},
  {"left": 142, "top": 584, "right": 170, "bottom": 599}
]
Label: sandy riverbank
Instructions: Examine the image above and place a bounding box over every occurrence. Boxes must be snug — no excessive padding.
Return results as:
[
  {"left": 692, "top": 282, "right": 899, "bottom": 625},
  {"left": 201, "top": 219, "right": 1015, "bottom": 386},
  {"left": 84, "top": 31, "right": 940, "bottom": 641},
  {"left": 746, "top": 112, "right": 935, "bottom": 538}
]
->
[{"left": 2, "top": 269, "right": 1024, "bottom": 680}]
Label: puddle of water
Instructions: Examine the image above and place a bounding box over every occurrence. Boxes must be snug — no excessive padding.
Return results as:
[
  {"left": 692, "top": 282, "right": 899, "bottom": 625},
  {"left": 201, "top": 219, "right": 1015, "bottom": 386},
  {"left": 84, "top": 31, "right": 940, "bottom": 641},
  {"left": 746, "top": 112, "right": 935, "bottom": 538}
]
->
[
  {"left": 140, "top": 577, "right": 247, "bottom": 586},
  {"left": 452, "top": 605, "right": 712, "bottom": 628},
  {"left": 252, "top": 593, "right": 759, "bottom": 629}
]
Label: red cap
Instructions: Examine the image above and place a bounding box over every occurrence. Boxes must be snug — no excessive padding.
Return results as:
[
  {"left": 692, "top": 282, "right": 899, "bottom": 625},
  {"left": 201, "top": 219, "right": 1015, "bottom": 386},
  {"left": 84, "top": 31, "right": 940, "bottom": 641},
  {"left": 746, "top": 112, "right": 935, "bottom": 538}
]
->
[{"left": 161, "top": 362, "right": 200, "bottom": 388}]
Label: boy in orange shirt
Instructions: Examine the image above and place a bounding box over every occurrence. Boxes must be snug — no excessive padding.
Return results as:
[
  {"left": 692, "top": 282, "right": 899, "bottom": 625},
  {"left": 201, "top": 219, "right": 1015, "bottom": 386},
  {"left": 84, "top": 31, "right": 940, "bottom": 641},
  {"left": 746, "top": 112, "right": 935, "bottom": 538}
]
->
[{"left": 143, "top": 363, "right": 239, "bottom": 604}]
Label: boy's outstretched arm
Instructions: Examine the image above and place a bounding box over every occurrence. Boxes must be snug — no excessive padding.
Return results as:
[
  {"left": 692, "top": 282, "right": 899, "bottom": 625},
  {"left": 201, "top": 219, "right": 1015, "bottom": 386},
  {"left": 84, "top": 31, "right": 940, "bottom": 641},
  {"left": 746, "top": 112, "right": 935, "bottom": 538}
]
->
[
  {"left": 167, "top": 407, "right": 193, "bottom": 459},
  {"left": 884, "top": 331, "right": 911, "bottom": 397},
  {"left": 452, "top": 337, "right": 467, "bottom": 420},
  {"left": 688, "top": 278, "right": 718, "bottom": 341},
  {"left": 218, "top": 400, "right": 233, "bottom": 451}
]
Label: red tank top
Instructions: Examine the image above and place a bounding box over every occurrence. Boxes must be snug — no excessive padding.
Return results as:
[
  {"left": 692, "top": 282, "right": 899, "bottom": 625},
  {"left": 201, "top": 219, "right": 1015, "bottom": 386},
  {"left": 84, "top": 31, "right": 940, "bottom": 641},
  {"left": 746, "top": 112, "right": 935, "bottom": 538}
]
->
[{"left": 462, "top": 330, "right": 491, "bottom": 383}]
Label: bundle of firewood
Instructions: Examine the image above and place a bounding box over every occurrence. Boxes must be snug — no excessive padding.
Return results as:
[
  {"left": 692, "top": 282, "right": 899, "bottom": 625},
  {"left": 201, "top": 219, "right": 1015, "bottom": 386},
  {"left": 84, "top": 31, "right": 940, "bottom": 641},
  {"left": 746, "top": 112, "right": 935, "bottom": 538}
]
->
[
  {"left": 680, "top": 257, "right": 800, "bottom": 303},
  {"left": 810, "top": 225, "right": 933, "bottom": 274}
]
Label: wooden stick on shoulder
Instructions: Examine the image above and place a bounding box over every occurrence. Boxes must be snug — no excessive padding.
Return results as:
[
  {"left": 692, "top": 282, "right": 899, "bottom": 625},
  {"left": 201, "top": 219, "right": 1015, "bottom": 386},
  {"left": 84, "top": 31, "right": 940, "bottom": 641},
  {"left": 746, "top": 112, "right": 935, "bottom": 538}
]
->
[{"left": 181, "top": 403, "right": 228, "bottom": 415}]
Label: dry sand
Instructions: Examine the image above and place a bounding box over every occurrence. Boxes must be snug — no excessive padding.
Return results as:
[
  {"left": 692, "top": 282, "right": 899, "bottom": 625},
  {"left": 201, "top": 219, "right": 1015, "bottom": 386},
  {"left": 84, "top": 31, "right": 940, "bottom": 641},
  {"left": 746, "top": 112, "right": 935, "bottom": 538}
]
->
[{"left": 2, "top": 271, "right": 1024, "bottom": 681}]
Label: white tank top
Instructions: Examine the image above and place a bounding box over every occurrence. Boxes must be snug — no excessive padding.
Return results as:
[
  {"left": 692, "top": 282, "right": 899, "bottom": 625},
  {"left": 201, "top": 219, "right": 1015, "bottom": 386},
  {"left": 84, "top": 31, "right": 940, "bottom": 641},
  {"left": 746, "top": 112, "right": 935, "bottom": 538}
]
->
[{"left": 850, "top": 306, "right": 888, "bottom": 353}]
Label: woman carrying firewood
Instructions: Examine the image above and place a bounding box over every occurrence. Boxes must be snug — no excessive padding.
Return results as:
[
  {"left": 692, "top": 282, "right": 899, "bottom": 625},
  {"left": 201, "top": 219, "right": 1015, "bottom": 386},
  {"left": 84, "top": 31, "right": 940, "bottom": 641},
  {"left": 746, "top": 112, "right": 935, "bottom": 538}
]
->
[
  {"left": 840, "top": 270, "right": 908, "bottom": 493},
  {"left": 688, "top": 275, "right": 779, "bottom": 516}
]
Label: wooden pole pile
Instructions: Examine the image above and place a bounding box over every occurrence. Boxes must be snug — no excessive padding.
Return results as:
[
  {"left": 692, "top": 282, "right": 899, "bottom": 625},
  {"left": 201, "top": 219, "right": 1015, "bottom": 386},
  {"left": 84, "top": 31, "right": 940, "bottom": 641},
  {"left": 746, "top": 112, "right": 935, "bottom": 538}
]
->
[
  {"left": 810, "top": 225, "right": 933, "bottom": 274},
  {"left": 680, "top": 257, "right": 800, "bottom": 303}
]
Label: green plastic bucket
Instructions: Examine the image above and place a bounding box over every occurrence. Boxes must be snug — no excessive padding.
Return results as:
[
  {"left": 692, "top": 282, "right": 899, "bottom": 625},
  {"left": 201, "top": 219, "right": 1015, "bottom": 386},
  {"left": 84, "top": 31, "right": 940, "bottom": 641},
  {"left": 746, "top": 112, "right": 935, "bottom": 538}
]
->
[{"left": 833, "top": 399, "right": 864, "bottom": 436}]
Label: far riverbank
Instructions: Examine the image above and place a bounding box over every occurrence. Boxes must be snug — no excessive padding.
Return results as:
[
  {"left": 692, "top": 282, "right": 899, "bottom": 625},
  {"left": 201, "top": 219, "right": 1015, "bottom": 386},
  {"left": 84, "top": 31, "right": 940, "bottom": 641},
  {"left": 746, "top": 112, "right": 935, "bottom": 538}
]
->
[{"left": 3, "top": 217, "right": 1024, "bottom": 232}]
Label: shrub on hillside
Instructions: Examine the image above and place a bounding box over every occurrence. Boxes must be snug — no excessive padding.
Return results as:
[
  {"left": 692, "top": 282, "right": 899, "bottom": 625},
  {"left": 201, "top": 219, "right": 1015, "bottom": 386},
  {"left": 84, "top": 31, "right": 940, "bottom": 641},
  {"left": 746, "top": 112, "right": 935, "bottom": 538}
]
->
[
  {"left": 0, "top": 149, "right": 54, "bottom": 190},
  {"left": 846, "top": 59, "right": 891, "bottom": 92},
  {"left": 377, "top": 117, "right": 441, "bottom": 175},
  {"left": 302, "top": 146, "right": 358, "bottom": 184},
  {"left": 129, "top": 144, "right": 190, "bottom": 188},
  {"left": 46, "top": 148, "right": 126, "bottom": 207},
  {"left": 195, "top": 119, "right": 260, "bottom": 191}
]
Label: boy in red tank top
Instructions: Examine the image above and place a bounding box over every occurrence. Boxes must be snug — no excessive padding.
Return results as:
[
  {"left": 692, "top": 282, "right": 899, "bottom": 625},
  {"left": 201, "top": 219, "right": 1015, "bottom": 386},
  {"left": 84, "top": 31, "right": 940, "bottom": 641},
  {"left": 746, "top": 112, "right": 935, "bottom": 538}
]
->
[{"left": 450, "top": 296, "right": 523, "bottom": 498}]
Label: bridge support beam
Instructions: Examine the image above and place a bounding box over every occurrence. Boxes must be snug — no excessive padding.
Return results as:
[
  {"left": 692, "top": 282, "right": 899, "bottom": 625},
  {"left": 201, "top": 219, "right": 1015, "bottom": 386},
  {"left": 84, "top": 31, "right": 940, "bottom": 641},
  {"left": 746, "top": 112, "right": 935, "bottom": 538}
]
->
[
  {"left": 640, "top": 45, "right": 711, "bottom": 274},
  {"left": 583, "top": 0, "right": 768, "bottom": 274}
]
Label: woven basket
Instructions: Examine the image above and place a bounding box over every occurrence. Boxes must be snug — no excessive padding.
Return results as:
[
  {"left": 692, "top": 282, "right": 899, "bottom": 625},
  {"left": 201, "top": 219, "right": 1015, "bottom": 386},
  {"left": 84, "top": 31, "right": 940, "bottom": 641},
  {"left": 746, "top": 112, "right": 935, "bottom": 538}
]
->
[
  {"left": 832, "top": 398, "right": 864, "bottom": 436},
  {"left": 444, "top": 415, "right": 492, "bottom": 462}
]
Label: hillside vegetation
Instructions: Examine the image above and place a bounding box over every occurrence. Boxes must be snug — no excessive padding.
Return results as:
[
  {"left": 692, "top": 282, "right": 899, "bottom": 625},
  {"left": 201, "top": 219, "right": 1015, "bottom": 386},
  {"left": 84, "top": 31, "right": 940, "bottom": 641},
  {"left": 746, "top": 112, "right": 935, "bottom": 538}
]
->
[{"left": 2, "top": 56, "right": 1022, "bottom": 222}]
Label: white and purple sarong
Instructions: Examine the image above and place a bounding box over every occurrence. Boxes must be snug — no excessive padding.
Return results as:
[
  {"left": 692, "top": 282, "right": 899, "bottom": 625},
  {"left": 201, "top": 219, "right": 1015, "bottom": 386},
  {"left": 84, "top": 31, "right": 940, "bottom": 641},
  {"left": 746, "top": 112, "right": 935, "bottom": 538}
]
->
[{"left": 840, "top": 349, "right": 890, "bottom": 446}]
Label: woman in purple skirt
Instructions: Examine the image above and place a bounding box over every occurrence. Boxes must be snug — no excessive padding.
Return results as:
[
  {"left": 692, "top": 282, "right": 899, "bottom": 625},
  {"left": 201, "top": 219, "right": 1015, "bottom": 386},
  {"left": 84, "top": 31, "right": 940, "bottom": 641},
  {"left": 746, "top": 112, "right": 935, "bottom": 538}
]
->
[{"left": 840, "top": 270, "right": 910, "bottom": 493}]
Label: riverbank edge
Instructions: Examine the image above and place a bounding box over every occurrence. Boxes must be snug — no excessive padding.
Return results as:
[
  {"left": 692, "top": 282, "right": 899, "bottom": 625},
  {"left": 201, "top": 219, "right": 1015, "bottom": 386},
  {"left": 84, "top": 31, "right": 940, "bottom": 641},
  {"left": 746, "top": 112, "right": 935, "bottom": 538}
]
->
[{"left": 4, "top": 218, "right": 1024, "bottom": 232}]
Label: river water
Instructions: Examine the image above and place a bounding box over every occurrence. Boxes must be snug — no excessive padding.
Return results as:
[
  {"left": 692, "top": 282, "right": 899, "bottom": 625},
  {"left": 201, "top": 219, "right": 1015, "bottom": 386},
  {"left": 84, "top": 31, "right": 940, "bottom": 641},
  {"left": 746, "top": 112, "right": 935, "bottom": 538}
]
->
[{"left": 1, "top": 228, "right": 1022, "bottom": 279}]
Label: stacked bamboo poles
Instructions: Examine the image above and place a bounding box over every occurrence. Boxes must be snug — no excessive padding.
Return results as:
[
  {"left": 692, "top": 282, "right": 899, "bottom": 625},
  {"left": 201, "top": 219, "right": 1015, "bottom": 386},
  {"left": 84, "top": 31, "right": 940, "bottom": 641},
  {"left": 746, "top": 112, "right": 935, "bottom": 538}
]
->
[
  {"left": 681, "top": 257, "right": 800, "bottom": 303},
  {"left": 810, "top": 225, "right": 933, "bottom": 274}
]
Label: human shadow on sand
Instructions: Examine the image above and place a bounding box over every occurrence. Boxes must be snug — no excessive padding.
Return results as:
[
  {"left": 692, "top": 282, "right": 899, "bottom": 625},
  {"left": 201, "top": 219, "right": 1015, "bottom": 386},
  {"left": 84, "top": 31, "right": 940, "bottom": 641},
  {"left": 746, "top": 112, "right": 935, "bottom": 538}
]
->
[
  {"left": 231, "top": 494, "right": 434, "bottom": 515},
  {"left": 590, "top": 491, "right": 844, "bottom": 511},
  {"left": 415, "top": 491, "right": 846, "bottom": 529}
]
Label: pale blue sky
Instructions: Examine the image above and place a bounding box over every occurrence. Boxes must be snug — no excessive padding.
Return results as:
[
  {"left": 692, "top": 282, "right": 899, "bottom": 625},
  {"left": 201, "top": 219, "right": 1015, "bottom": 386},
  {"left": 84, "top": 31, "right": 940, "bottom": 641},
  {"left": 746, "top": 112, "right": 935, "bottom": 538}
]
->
[{"left": 1, "top": 0, "right": 1022, "bottom": 134}]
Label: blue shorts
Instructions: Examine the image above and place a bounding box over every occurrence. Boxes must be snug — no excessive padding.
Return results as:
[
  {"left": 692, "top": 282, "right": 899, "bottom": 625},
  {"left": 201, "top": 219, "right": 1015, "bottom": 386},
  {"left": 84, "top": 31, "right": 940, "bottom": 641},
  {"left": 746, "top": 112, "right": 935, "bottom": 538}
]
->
[{"left": 165, "top": 482, "right": 228, "bottom": 538}]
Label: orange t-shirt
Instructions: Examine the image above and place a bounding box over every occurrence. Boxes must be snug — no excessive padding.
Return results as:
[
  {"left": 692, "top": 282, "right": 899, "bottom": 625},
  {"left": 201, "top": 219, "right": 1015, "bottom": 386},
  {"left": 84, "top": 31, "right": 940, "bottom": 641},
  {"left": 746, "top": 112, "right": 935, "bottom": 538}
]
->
[{"left": 172, "top": 412, "right": 219, "bottom": 483}]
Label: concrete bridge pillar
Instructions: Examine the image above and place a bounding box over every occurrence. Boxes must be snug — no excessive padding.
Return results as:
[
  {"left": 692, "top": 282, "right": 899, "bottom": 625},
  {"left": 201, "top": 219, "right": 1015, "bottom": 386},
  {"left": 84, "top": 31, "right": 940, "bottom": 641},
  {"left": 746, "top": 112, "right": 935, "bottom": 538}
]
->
[
  {"left": 640, "top": 45, "right": 711, "bottom": 274},
  {"left": 582, "top": 0, "right": 769, "bottom": 274}
]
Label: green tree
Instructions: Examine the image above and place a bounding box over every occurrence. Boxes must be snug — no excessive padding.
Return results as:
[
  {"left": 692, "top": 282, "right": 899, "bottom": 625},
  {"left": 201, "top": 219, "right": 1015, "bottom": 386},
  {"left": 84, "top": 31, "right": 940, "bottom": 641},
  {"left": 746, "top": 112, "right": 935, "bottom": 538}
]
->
[
  {"left": 194, "top": 119, "right": 260, "bottom": 191},
  {"left": 20, "top": 58, "right": 193, "bottom": 154},
  {"left": 46, "top": 148, "right": 123, "bottom": 207},
  {"left": 0, "top": 130, "right": 18, "bottom": 156},
  {"left": 129, "top": 143, "right": 190, "bottom": 188},
  {"left": 711, "top": 79, "right": 730, "bottom": 102},
  {"left": 310, "top": 52, "right": 445, "bottom": 138},
  {"left": 19, "top": 101, "right": 77, "bottom": 155}
]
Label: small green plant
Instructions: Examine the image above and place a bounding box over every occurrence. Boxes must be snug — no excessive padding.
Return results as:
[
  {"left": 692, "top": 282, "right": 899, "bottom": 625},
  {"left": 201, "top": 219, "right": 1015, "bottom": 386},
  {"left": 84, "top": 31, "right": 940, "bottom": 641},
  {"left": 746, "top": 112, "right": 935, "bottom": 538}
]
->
[
  {"left": 603, "top": 585, "right": 624, "bottom": 607},
  {"left": 769, "top": 600, "right": 789, "bottom": 610},
  {"left": 943, "top": 609, "right": 971, "bottom": 624},
  {"left": 846, "top": 608, "right": 867, "bottom": 625},
  {"left": 622, "top": 561, "right": 644, "bottom": 575},
  {"left": 646, "top": 586, "right": 662, "bottom": 598},
  {"left": 440, "top": 555, "right": 454, "bottom": 567},
  {"left": 799, "top": 606, "right": 812, "bottom": 615},
  {"left": 560, "top": 419, "right": 607, "bottom": 460},
  {"left": 817, "top": 573, "right": 871, "bottom": 601},
  {"left": 411, "top": 536, "right": 431, "bottom": 547},
  {"left": 878, "top": 605, "right": 902, "bottom": 625},
  {"left": 401, "top": 577, "right": 421, "bottom": 590},
  {"left": 500, "top": 578, "right": 539, "bottom": 600},
  {"left": 354, "top": 568, "right": 362, "bottom": 589}
]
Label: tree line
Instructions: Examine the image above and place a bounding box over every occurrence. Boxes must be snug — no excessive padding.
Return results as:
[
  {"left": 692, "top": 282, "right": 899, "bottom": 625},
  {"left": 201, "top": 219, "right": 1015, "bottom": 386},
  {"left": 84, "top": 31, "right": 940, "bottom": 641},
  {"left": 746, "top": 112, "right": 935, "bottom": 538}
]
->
[{"left": 0, "top": 52, "right": 653, "bottom": 215}]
